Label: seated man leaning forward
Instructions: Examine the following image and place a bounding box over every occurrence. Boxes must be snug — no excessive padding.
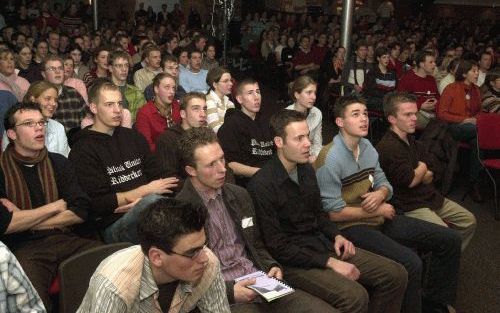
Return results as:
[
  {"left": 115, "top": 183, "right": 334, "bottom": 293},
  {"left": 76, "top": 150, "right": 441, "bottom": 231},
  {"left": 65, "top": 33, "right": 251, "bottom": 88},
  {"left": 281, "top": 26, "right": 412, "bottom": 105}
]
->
[
  {"left": 376, "top": 91, "right": 476, "bottom": 252},
  {"left": 69, "top": 80, "right": 179, "bottom": 244},
  {"left": 247, "top": 110, "right": 408, "bottom": 313},
  {"left": 176, "top": 127, "right": 338, "bottom": 313},
  {"left": 0, "top": 103, "right": 101, "bottom": 311},
  {"left": 77, "top": 197, "right": 231, "bottom": 313},
  {"left": 315, "top": 95, "right": 462, "bottom": 313}
]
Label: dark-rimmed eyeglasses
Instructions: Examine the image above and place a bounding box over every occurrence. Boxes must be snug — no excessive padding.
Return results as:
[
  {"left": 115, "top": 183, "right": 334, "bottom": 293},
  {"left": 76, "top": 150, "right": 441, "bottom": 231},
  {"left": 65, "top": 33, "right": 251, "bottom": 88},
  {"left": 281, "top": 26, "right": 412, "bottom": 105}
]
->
[
  {"left": 168, "top": 244, "right": 207, "bottom": 259},
  {"left": 15, "top": 120, "right": 48, "bottom": 128}
]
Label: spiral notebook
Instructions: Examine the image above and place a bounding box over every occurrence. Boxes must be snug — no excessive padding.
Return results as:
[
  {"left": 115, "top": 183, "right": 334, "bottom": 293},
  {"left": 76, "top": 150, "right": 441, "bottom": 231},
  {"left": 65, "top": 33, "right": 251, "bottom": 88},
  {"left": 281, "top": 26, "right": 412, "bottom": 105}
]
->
[{"left": 235, "top": 271, "right": 295, "bottom": 302}]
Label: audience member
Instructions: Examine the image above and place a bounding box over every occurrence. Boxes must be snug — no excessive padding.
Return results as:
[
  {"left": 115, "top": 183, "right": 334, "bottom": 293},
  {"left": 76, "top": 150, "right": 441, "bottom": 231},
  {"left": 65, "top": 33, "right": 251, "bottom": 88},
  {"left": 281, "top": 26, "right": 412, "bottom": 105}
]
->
[
  {"left": 0, "top": 48, "right": 30, "bottom": 101},
  {"left": 387, "top": 42, "right": 403, "bottom": 79},
  {"left": 107, "top": 50, "right": 145, "bottom": 121},
  {"left": 69, "top": 81, "right": 178, "bottom": 244},
  {"left": 177, "top": 127, "right": 338, "bottom": 312},
  {"left": 438, "top": 60, "right": 483, "bottom": 202},
  {"left": 82, "top": 45, "right": 110, "bottom": 89},
  {"left": 136, "top": 73, "right": 181, "bottom": 152},
  {"left": 2, "top": 81, "right": 70, "bottom": 157},
  {"left": 477, "top": 52, "right": 493, "bottom": 87},
  {"left": 205, "top": 67, "right": 235, "bottom": 133},
  {"left": 156, "top": 92, "right": 207, "bottom": 188},
  {"left": 68, "top": 45, "right": 89, "bottom": 81},
  {"left": 0, "top": 241, "right": 46, "bottom": 313},
  {"left": 15, "top": 44, "right": 42, "bottom": 83},
  {"left": 363, "top": 47, "right": 397, "bottom": 112},
  {"left": 201, "top": 43, "right": 219, "bottom": 71},
  {"left": 480, "top": 68, "right": 500, "bottom": 113},
  {"left": 77, "top": 197, "right": 231, "bottom": 312},
  {"left": 292, "top": 36, "right": 320, "bottom": 78},
  {"left": 315, "top": 95, "right": 461, "bottom": 313},
  {"left": 62, "top": 55, "right": 88, "bottom": 104},
  {"left": 342, "top": 40, "right": 370, "bottom": 95},
  {"left": 0, "top": 103, "right": 100, "bottom": 310},
  {"left": 0, "top": 90, "right": 17, "bottom": 137},
  {"left": 286, "top": 75, "right": 323, "bottom": 161},
  {"left": 133, "top": 45, "right": 162, "bottom": 91},
  {"left": 377, "top": 91, "right": 476, "bottom": 251},
  {"left": 248, "top": 109, "right": 407, "bottom": 312},
  {"left": 179, "top": 49, "right": 209, "bottom": 93},
  {"left": 398, "top": 50, "right": 439, "bottom": 129},
  {"left": 438, "top": 58, "right": 460, "bottom": 95},
  {"left": 41, "top": 55, "right": 86, "bottom": 132},
  {"left": 218, "top": 79, "right": 273, "bottom": 187},
  {"left": 144, "top": 54, "right": 185, "bottom": 102}
]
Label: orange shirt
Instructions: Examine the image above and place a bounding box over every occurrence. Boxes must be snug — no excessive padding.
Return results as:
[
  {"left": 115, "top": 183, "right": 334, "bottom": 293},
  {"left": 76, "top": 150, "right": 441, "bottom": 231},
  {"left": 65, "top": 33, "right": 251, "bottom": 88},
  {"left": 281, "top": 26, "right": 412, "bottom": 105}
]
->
[{"left": 438, "top": 81, "right": 481, "bottom": 123}]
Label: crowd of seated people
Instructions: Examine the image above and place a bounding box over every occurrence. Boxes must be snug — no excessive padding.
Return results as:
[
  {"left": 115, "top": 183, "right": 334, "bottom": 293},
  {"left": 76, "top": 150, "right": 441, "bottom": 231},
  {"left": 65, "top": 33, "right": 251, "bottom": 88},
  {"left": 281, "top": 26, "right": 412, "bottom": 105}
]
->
[{"left": 0, "top": 1, "right": 497, "bottom": 312}]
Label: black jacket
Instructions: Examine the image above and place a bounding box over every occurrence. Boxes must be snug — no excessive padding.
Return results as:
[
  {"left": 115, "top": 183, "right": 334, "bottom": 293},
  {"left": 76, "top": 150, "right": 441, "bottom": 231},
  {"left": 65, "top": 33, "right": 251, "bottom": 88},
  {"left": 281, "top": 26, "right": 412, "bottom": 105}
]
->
[{"left": 69, "top": 126, "right": 164, "bottom": 228}]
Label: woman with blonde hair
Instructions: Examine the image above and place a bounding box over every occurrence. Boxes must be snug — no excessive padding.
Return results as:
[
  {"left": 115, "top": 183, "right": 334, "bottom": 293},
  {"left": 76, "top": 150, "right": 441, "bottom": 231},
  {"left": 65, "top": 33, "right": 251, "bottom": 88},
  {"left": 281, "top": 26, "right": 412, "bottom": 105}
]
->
[
  {"left": 287, "top": 75, "right": 322, "bottom": 162},
  {"left": 205, "top": 67, "right": 235, "bottom": 133},
  {"left": 2, "top": 80, "right": 70, "bottom": 156}
]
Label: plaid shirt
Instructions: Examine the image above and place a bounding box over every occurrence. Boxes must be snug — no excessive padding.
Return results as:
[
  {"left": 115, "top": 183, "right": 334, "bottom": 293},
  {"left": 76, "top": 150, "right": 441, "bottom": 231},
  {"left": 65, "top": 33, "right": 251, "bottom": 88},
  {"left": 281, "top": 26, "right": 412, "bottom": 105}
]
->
[
  {"left": 52, "top": 85, "right": 86, "bottom": 131},
  {"left": 0, "top": 242, "right": 46, "bottom": 313},
  {"left": 77, "top": 245, "right": 230, "bottom": 313}
]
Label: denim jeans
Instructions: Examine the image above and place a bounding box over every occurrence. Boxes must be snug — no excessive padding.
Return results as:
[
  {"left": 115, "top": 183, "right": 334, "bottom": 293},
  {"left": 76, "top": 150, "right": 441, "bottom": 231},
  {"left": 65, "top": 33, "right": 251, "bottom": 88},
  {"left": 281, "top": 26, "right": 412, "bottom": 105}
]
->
[
  {"left": 102, "top": 194, "right": 164, "bottom": 244},
  {"left": 342, "top": 215, "right": 461, "bottom": 313}
]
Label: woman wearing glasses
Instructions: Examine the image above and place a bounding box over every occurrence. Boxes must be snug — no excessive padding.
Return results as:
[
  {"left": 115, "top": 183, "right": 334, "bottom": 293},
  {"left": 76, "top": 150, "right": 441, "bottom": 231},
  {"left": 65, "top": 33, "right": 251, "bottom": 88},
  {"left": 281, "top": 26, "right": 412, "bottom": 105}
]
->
[
  {"left": 2, "top": 81, "right": 70, "bottom": 157},
  {"left": 205, "top": 67, "right": 235, "bottom": 133}
]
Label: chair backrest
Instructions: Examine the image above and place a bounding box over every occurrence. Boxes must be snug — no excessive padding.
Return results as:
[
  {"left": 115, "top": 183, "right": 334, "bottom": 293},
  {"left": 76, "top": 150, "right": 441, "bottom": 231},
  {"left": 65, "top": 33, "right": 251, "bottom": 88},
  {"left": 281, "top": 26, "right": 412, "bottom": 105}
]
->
[
  {"left": 477, "top": 113, "right": 500, "bottom": 151},
  {"left": 58, "top": 242, "right": 133, "bottom": 313}
]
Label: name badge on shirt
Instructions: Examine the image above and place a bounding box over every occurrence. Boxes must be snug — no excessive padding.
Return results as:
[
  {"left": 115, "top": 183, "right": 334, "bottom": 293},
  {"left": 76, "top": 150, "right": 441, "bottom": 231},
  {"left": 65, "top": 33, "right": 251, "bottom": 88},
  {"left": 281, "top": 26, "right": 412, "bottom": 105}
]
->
[{"left": 242, "top": 217, "right": 254, "bottom": 228}]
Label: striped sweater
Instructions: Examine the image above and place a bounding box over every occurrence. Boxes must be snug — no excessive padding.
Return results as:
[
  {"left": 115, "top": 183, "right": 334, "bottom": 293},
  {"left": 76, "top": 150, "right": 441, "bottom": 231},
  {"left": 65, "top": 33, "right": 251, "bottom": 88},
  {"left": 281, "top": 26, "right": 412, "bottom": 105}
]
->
[{"left": 315, "top": 134, "right": 393, "bottom": 229}]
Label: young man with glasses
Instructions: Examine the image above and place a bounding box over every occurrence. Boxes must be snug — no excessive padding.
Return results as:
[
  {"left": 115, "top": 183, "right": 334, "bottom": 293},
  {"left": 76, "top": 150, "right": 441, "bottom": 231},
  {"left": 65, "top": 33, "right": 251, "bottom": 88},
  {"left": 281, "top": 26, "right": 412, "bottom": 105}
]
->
[
  {"left": 108, "top": 50, "right": 146, "bottom": 120},
  {"left": 0, "top": 103, "right": 101, "bottom": 311},
  {"left": 41, "top": 55, "right": 86, "bottom": 132},
  {"left": 78, "top": 197, "right": 231, "bottom": 313},
  {"left": 176, "top": 127, "right": 338, "bottom": 312}
]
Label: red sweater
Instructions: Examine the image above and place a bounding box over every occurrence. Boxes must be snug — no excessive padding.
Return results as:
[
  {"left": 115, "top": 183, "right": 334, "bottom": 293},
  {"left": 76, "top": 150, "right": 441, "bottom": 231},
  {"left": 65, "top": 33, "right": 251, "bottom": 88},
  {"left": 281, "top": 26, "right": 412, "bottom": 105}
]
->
[
  {"left": 398, "top": 70, "right": 439, "bottom": 110},
  {"left": 438, "top": 82, "right": 481, "bottom": 123},
  {"left": 388, "top": 58, "right": 404, "bottom": 79},
  {"left": 135, "top": 100, "right": 181, "bottom": 152}
]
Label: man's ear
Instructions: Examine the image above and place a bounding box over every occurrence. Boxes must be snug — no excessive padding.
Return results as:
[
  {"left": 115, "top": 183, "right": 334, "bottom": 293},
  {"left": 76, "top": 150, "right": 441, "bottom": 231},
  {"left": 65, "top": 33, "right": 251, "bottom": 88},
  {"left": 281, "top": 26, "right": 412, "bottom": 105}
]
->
[
  {"left": 180, "top": 109, "right": 187, "bottom": 119},
  {"left": 41, "top": 71, "right": 46, "bottom": 79},
  {"left": 185, "top": 165, "right": 196, "bottom": 177},
  {"left": 235, "top": 94, "right": 242, "bottom": 105},
  {"left": 335, "top": 116, "right": 344, "bottom": 128},
  {"left": 6, "top": 129, "right": 17, "bottom": 142},
  {"left": 148, "top": 247, "right": 164, "bottom": 268},
  {"left": 89, "top": 102, "right": 98, "bottom": 115},
  {"left": 387, "top": 114, "right": 396, "bottom": 125},
  {"left": 274, "top": 136, "right": 283, "bottom": 149}
]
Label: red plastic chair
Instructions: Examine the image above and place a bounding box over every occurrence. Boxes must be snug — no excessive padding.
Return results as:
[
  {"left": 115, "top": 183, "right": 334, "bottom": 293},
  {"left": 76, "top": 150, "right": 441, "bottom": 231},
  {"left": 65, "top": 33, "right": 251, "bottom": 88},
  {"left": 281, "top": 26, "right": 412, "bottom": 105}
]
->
[{"left": 476, "top": 113, "right": 500, "bottom": 220}]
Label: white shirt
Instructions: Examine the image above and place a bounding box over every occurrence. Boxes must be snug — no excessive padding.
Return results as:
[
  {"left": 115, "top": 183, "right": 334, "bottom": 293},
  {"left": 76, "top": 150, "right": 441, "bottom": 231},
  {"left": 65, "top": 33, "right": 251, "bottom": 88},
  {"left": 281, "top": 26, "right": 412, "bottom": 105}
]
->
[{"left": 206, "top": 90, "right": 235, "bottom": 133}]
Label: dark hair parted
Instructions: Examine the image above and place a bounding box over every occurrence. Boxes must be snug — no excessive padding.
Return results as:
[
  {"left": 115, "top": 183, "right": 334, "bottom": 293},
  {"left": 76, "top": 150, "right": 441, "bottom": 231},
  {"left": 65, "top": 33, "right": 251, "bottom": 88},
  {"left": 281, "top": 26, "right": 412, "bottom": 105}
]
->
[
  {"left": 137, "top": 197, "right": 207, "bottom": 255},
  {"left": 270, "top": 109, "right": 306, "bottom": 140},
  {"left": 454, "top": 59, "right": 477, "bottom": 82},
  {"left": 179, "top": 127, "right": 219, "bottom": 168},
  {"left": 382, "top": 91, "right": 417, "bottom": 118},
  {"left": 180, "top": 92, "right": 206, "bottom": 110},
  {"left": 4, "top": 102, "right": 42, "bottom": 131},
  {"left": 331, "top": 94, "right": 367, "bottom": 119}
]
